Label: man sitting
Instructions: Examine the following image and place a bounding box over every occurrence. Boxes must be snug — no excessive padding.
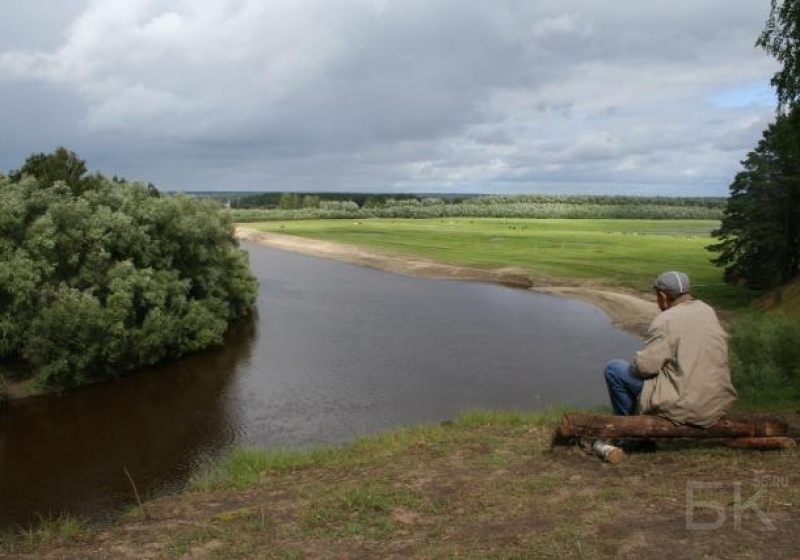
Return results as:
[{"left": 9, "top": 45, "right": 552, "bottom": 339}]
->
[{"left": 604, "top": 271, "right": 737, "bottom": 431}]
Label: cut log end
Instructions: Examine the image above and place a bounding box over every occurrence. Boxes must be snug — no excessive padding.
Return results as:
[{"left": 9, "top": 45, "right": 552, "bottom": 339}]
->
[{"left": 592, "top": 441, "right": 625, "bottom": 464}]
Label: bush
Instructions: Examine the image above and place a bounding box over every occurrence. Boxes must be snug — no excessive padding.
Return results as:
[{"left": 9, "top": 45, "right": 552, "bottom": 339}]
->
[
  {"left": 0, "top": 150, "right": 258, "bottom": 390},
  {"left": 728, "top": 313, "right": 800, "bottom": 406}
]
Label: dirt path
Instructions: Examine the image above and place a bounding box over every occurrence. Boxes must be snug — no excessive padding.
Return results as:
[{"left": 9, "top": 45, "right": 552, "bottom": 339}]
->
[{"left": 236, "top": 227, "right": 658, "bottom": 337}]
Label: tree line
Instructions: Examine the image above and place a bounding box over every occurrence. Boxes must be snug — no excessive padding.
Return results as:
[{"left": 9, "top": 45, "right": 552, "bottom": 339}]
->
[
  {"left": 228, "top": 191, "right": 436, "bottom": 209},
  {"left": 230, "top": 195, "right": 725, "bottom": 222},
  {"left": 0, "top": 148, "right": 258, "bottom": 391},
  {"left": 708, "top": 0, "right": 800, "bottom": 289}
]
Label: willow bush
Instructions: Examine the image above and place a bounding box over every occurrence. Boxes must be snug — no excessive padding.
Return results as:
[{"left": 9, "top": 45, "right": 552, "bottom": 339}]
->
[{"left": 0, "top": 158, "right": 258, "bottom": 391}]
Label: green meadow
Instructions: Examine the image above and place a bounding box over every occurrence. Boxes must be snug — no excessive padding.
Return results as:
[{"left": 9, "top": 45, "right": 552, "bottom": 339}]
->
[{"left": 252, "top": 218, "right": 757, "bottom": 310}]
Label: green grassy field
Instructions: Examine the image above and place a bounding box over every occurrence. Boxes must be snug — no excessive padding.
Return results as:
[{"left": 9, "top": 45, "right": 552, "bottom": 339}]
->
[{"left": 252, "top": 218, "right": 758, "bottom": 310}]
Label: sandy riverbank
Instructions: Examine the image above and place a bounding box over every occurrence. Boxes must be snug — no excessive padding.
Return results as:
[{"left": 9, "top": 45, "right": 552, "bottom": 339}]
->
[{"left": 235, "top": 226, "right": 658, "bottom": 337}]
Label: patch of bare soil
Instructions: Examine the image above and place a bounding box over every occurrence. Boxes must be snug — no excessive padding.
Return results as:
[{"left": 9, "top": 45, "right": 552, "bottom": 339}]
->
[{"left": 236, "top": 227, "right": 659, "bottom": 337}]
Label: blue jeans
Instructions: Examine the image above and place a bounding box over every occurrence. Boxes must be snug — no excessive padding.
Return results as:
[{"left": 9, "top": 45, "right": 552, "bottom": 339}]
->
[{"left": 604, "top": 359, "right": 643, "bottom": 416}]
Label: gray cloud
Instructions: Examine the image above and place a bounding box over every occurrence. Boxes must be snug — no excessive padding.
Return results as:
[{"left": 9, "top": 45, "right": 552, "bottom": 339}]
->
[{"left": 0, "top": 0, "right": 780, "bottom": 194}]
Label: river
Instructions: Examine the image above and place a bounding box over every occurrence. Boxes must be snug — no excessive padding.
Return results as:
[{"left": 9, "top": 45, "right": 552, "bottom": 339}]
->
[{"left": 0, "top": 242, "right": 641, "bottom": 527}]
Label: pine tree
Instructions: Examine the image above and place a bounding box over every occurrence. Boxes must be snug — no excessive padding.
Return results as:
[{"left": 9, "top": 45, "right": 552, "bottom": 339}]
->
[{"left": 709, "top": 105, "right": 800, "bottom": 288}]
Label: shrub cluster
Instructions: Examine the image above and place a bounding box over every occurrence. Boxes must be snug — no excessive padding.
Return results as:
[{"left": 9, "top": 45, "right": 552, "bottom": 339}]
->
[
  {"left": 728, "top": 313, "right": 800, "bottom": 406},
  {"left": 0, "top": 168, "right": 257, "bottom": 390}
]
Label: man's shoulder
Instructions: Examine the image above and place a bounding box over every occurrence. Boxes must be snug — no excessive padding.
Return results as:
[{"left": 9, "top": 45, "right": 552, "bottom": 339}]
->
[
  {"left": 648, "top": 298, "right": 718, "bottom": 330},
  {"left": 682, "top": 298, "right": 717, "bottom": 316},
  {"left": 665, "top": 298, "right": 721, "bottom": 326}
]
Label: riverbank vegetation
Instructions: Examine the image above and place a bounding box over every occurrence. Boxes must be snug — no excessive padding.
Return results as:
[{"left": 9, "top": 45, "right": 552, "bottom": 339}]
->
[
  {"left": 0, "top": 149, "right": 258, "bottom": 392},
  {"left": 228, "top": 193, "right": 725, "bottom": 222},
  {"left": 729, "top": 312, "right": 800, "bottom": 407}
]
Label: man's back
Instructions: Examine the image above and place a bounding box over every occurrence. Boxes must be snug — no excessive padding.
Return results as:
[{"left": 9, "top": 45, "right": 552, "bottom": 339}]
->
[{"left": 636, "top": 298, "right": 737, "bottom": 427}]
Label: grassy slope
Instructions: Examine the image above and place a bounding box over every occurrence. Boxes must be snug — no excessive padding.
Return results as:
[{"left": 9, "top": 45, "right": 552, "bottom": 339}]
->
[
  {"left": 758, "top": 276, "right": 800, "bottom": 321},
  {"left": 5, "top": 409, "right": 798, "bottom": 558},
  {"left": 253, "top": 218, "right": 757, "bottom": 310}
]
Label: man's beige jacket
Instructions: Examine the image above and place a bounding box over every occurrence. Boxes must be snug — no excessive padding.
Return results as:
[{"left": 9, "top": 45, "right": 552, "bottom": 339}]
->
[{"left": 634, "top": 296, "right": 737, "bottom": 427}]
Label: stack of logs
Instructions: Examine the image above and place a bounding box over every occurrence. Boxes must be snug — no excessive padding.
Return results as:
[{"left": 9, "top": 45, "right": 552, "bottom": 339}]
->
[{"left": 553, "top": 413, "right": 797, "bottom": 451}]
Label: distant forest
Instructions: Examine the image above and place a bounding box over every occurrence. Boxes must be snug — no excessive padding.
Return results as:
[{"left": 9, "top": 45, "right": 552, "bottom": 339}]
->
[
  {"left": 186, "top": 191, "right": 474, "bottom": 208},
  {"left": 184, "top": 192, "right": 726, "bottom": 221}
]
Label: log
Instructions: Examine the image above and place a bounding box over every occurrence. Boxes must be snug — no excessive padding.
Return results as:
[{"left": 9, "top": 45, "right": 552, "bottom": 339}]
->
[
  {"left": 725, "top": 437, "right": 797, "bottom": 450},
  {"left": 591, "top": 440, "right": 625, "bottom": 463},
  {"left": 557, "top": 413, "right": 788, "bottom": 441}
]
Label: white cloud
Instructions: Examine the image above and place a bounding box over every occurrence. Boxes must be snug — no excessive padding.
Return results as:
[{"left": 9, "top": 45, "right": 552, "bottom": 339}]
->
[{"left": 0, "top": 0, "right": 781, "bottom": 194}]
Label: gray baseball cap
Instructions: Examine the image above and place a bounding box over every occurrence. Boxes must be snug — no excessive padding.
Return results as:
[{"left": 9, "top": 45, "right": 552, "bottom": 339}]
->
[{"left": 653, "top": 271, "right": 690, "bottom": 296}]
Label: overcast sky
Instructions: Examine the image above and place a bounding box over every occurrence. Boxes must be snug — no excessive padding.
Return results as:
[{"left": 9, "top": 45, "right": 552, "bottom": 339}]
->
[{"left": 0, "top": 1, "right": 781, "bottom": 195}]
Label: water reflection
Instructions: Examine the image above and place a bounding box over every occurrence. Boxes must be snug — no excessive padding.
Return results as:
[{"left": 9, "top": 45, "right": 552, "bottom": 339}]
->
[{"left": 0, "top": 316, "right": 256, "bottom": 527}]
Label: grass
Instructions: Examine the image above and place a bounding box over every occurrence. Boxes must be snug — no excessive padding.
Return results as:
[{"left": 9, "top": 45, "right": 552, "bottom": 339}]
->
[
  {"left": 4, "top": 407, "right": 798, "bottom": 558},
  {"left": 251, "top": 218, "right": 758, "bottom": 309},
  {"left": 189, "top": 406, "right": 587, "bottom": 492},
  {"left": 162, "top": 525, "right": 220, "bottom": 559},
  {"left": 728, "top": 311, "right": 800, "bottom": 408},
  {"left": 757, "top": 276, "right": 800, "bottom": 321},
  {"left": 190, "top": 446, "right": 342, "bottom": 491},
  {"left": 176, "top": 409, "right": 800, "bottom": 556},
  {"left": 0, "top": 514, "right": 93, "bottom": 553},
  {"left": 300, "top": 484, "right": 429, "bottom": 539}
]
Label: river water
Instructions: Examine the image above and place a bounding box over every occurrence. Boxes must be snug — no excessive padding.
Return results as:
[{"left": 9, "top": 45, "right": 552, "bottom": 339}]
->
[{"left": 0, "top": 242, "right": 641, "bottom": 527}]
